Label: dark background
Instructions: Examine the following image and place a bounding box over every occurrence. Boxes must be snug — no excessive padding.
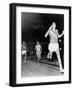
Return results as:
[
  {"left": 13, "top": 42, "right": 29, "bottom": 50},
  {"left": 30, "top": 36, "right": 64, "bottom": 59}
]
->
[{"left": 21, "top": 12, "right": 64, "bottom": 68}]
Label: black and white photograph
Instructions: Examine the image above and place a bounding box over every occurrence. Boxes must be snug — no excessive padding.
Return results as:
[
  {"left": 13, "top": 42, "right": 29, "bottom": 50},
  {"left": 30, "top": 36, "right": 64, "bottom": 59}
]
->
[
  {"left": 10, "top": 3, "right": 71, "bottom": 86},
  {"left": 21, "top": 12, "right": 64, "bottom": 77}
]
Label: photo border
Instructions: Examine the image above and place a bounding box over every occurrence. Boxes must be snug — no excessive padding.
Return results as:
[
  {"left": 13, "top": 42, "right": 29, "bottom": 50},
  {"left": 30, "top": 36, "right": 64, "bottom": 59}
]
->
[{"left": 9, "top": 3, "right": 71, "bottom": 87}]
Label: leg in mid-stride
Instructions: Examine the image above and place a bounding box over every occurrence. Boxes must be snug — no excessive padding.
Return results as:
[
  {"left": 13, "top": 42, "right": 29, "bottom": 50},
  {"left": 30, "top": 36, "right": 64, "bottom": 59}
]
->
[
  {"left": 22, "top": 50, "right": 27, "bottom": 63},
  {"left": 48, "top": 43, "right": 64, "bottom": 73},
  {"left": 55, "top": 50, "right": 64, "bottom": 72},
  {"left": 36, "top": 51, "right": 41, "bottom": 62}
]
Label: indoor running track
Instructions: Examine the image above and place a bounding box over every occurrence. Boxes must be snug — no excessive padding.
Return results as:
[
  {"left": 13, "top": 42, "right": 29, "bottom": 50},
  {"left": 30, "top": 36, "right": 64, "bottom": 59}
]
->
[{"left": 21, "top": 60, "right": 64, "bottom": 77}]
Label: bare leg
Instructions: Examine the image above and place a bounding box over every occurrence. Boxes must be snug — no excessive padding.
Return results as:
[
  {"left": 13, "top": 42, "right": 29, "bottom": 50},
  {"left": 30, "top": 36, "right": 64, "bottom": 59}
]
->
[
  {"left": 49, "top": 51, "right": 52, "bottom": 59},
  {"left": 38, "top": 56, "right": 40, "bottom": 62},
  {"left": 47, "top": 52, "right": 49, "bottom": 58},
  {"left": 37, "top": 52, "right": 41, "bottom": 62},
  {"left": 39, "top": 54, "right": 41, "bottom": 60},
  {"left": 22, "top": 55, "right": 24, "bottom": 63},
  {"left": 24, "top": 53, "right": 26, "bottom": 63},
  {"left": 38, "top": 54, "right": 40, "bottom": 62},
  {"left": 36, "top": 53, "right": 39, "bottom": 62},
  {"left": 56, "top": 50, "right": 64, "bottom": 72}
]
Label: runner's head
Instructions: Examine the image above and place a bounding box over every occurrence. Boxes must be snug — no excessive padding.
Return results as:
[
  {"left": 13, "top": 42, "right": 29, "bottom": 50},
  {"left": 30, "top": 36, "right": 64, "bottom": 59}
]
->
[
  {"left": 37, "top": 41, "right": 39, "bottom": 45},
  {"left": 52, "top": 22, "right": 56, "bottom": 30}
]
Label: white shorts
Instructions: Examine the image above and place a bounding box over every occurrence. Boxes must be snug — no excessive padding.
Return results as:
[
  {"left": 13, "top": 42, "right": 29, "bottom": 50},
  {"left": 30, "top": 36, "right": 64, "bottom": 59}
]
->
[
  {"left": 48, "top": 43, "right": 59, "bottom": 52},
  {"left": 22, "top": 50, "right": 26, "bottom": 55},
  {"left": 36, "top": 51, "right": 41, "bottom": 56}
]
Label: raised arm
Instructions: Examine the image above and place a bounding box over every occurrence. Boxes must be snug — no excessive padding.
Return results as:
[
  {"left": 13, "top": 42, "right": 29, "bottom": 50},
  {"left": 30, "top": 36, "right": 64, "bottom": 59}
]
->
[
  {"left": 45, "top": 29, "right": 50, "bottom": 38},
  {"left": 58, "top": 31, "right": 64, "bottom": 38},
  {"left": 45, "top": 25, "right": 53, "bottom": 38}
]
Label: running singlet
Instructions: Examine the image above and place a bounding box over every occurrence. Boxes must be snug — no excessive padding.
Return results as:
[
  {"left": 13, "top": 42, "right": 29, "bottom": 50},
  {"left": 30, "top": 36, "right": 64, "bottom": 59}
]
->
[{"left": 35, "top": 45, "right": 41, "bottom": 52}]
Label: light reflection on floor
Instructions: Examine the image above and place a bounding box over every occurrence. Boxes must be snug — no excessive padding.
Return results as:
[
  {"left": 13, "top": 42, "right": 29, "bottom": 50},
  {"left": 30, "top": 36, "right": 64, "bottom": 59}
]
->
[{"left": 21, "top": 60, "right": 64, "bottom": 77}]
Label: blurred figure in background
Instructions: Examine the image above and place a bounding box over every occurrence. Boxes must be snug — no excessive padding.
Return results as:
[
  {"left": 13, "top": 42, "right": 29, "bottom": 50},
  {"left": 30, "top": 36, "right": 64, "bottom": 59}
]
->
[
  {"left": 35, "top": 41, "right": 42, "bottom": 62},
  {"left": 21, "top": 41, "right": 27, "bottom": 63}
]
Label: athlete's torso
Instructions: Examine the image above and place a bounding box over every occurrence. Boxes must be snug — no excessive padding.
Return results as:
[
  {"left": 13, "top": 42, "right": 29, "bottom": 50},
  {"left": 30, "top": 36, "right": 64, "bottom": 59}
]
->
[
  {"left": 49, "top": 29, "right": 58, "bottom": 43},
  {"left": 22, "top": 44, "right": 27, "bottom": 50},
  {"left": 35, "top": 44, "right": 41, "bottom": 52}
]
